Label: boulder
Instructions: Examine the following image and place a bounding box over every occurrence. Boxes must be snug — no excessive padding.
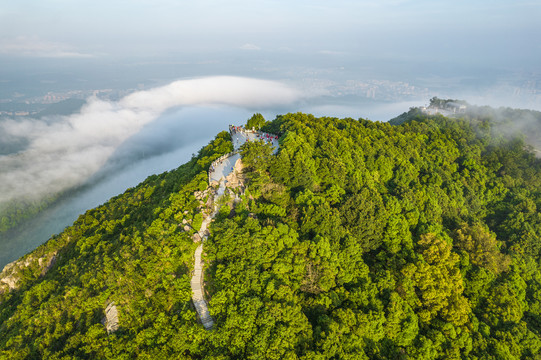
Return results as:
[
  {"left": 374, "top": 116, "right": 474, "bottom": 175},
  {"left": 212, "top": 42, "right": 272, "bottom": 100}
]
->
[
  {"left": 102, "top": 302, "right": 119, "bottom": 334},
  {"left": 38, "top": 253, "right": 57, "bottom": 276},
  {"left": 0, "top": 274, "right": 18, "bottom": 292}
]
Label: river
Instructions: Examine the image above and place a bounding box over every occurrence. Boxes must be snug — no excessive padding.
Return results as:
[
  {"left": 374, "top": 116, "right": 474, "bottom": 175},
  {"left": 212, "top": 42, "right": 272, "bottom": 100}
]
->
[
  {"left": 0, "top": 106, "right": 253, "bottom": 269},
  {"left": 0, "top": 102, "right": 412, "bottom": 269}
]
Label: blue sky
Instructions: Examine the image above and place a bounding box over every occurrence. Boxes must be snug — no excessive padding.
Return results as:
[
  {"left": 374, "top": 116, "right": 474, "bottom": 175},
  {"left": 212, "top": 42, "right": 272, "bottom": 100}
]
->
[
  {"left": 1, "top": 0, "right": 540, "bottom": 113},
  {"left": 1, "top": 0, "right": 539, "bottom": 68}
]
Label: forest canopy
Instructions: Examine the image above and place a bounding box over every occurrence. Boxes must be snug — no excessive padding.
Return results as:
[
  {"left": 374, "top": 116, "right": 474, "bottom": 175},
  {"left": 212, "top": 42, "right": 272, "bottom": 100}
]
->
[{"left": 1, "top": 108, "right": 541, "bottom": 359}]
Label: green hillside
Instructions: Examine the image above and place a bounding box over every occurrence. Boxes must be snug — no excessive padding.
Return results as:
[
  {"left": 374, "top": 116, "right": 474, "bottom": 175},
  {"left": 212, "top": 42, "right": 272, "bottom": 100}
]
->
[{"left": 1, "top": 111, "right": 541, "bottom": 359}]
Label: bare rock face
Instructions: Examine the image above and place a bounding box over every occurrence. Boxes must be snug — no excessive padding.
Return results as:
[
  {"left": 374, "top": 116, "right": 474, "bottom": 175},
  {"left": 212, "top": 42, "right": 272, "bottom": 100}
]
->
[
  {"left": 206, "top": 194, "right": 215, "bottom": 209},
  {"left": 38, "top": 253, "right": 57, "bottom": 276},
  {"left": 194, "top": 189, "right": 210, "bottom": 201},
  {"left": 225, "top": 158, "right": 246, "bottom": 190},
  {"left": 102, "top": 302, "right": 119, "bottom": 334},
  {"left": 0, "top": 251, "right": 58, "bottom": 294},
  {"left": 0, "top": 268, "right": 18, "bottom": 293}
]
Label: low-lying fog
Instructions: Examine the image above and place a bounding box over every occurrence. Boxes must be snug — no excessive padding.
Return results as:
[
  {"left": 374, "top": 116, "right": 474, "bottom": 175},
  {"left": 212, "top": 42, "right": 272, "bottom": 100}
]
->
[
  {"left": 0, "top": 105, "right": 251, "bottom": 267},
  {"left": 1, "top": 74, "right": 539, "bottom": 269}
]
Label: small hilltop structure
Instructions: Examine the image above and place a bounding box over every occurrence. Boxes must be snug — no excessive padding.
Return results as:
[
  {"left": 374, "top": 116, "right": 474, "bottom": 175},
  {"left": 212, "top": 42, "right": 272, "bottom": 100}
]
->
[{"left": 420, "top": 97, "right": 468, "bottom": 116}]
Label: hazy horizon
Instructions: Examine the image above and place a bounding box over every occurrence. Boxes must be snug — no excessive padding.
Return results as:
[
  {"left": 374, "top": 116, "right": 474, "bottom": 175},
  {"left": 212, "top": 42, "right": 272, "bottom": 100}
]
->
[
  {"left": 1, "top": 0, "right": 540, "bottom": 267},
  {"left": 1, "top": 0, "right": 540, "bottom": 111}
]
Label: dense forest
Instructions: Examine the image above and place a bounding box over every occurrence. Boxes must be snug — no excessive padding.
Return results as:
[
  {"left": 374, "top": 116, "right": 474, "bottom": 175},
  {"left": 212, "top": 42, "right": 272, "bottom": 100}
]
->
[{"left": 1, "top": 108, "right": 541, "bottom": 359}]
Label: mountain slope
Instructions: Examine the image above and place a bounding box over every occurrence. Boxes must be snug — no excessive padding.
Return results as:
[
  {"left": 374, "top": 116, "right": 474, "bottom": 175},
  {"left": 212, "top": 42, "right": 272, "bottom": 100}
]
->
[
  {"left": 0, "top": 130, "right": 233, "bottom": 358},
  {"left": 1, "top": 112, "right": 541, "bottom": 359}
]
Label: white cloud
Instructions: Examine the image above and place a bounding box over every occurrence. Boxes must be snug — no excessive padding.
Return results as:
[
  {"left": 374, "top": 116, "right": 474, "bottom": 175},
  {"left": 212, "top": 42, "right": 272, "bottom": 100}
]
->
[
  {"left": 120, "top": 76, "right": 299, "bottom": 110},
  {"left": 0, "top": 76, "right": 302, "bottom": 206},
  {"left": 240, "top": 43, "right": 261, "bottom": 50}
]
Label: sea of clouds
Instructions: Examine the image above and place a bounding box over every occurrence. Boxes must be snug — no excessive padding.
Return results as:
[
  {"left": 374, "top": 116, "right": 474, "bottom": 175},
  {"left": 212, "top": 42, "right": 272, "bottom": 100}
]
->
[{"left": 0, "top": 76, "right": 301, "bottom": 207}]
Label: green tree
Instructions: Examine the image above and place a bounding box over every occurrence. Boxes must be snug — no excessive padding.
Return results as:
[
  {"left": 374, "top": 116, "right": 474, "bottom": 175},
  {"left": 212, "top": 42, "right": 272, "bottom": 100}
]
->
[
  {"left": 246, "top": 113, "right": 267, "bottom": 130},
  {"left": 412, "top": 233, "right": 471, "bottom": 326},
  {"left": 455, "top": 222, "right": 511, "bottom": 275}
]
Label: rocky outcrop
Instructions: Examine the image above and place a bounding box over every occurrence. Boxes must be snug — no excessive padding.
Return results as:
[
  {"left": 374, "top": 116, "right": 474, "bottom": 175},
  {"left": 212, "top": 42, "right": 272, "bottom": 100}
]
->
[
  {"left": 224, "top": 158, "right": 246, "bottom": 189},
  {"left": 0, "top": 269, "right": 18, "bottom": 293},
  {"left": 39, "top": 253, "right": 58, "bottom": 276},
  {"left": 0, "top": 251, "right": 58, "bottom": 295},
  {"left": 102, "top": 302, "right": 119, "bottom": 334},
  {"left": 194, "top": 188, "right": 212, "bottom": 201}
]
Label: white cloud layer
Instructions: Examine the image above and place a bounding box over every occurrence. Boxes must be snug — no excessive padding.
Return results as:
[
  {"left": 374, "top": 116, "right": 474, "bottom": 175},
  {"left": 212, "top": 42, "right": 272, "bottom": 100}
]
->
[{"left": 0, "top": 76, "right": 301, "bottom": 206}]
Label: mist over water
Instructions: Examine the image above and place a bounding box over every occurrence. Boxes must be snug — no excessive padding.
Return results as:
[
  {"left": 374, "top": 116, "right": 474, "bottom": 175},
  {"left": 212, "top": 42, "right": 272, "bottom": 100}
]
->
[
  {"left": 2, "top": 73, "right": 540, "bottom": 269},
  {"left": 0, "top": 76, "right": 303, "bottom": 269},
  {"left": 0, "top": 92, "right": 432, "bottom": 268},
  {"left": 0, "top": 76, "right": 301, "bottom": 209},
  {"left": 0, "top": 106, "right": 253, "bottom": 268},
  {"left": 301, "top": 100, "right": 426, "bottom": 122}
]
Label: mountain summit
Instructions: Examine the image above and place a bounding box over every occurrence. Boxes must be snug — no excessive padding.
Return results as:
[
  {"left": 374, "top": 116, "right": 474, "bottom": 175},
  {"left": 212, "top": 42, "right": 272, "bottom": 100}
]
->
[{"left": 1, "top": 110, "right": 541, "bottom": 359}]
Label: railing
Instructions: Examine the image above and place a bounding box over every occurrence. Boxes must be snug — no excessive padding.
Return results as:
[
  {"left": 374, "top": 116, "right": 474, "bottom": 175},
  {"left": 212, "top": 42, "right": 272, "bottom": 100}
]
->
[
  {"left": 207, "top": 125, "right": 279, "bottom": 183},
  {"left": 209, "top": 151, "right": 239, "bottom": 176},
  {"left": 229, "top": 124, "right": 276, "bottom": 137}
]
